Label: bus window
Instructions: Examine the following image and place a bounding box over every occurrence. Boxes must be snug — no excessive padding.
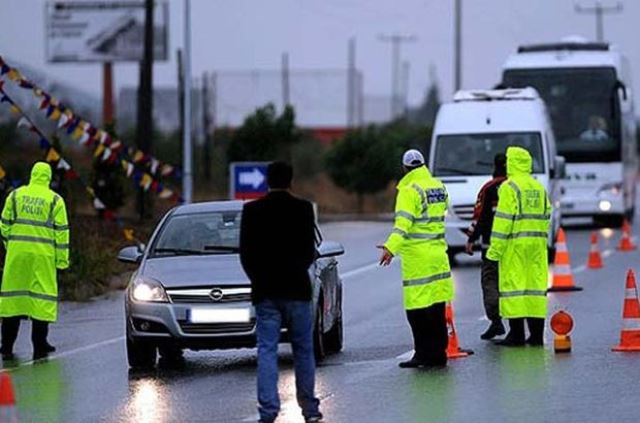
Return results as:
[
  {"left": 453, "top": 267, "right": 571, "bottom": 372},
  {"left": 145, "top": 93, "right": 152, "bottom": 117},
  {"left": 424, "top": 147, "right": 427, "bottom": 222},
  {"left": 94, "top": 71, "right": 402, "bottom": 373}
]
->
[{"left": 503, "top": 67, "right": 620, "bottom": 163}]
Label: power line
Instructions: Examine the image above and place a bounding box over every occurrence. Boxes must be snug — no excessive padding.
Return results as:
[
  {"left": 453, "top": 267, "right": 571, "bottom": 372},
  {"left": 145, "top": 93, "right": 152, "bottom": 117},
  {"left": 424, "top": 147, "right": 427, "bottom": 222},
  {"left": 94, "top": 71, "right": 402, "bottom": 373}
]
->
[
  {"left": 378, "top": 33, "right": 416, "bottom": 119},
  {"left": 574, "top": 1, "right": 623, "bottom": 42}
]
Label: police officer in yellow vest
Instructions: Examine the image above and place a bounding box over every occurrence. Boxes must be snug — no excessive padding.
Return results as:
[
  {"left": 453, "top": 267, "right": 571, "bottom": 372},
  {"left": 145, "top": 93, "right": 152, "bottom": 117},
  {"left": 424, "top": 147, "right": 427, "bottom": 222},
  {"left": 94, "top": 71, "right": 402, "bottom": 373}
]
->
[
  {"left": 378, "top": 149, "right": 454, "bottom": 368},
  {"left": 0, "top": 162, "right": 69, "bottom": 360},
  {"left": 487, "top": 147, "right": 551, "bottom": 346}
]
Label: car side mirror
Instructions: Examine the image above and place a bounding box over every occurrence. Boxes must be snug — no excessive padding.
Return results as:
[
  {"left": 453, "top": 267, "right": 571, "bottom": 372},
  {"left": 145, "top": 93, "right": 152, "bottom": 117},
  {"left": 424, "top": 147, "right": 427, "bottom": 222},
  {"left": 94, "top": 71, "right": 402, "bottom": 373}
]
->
[
  {"left": 552, "top": 155, "right": 566, "bottom": 179},
  {"left": 317, "top": 241, "right": 345, "bottom": 258},
  {"left": 118, "top": 245, "right": 143, "bottom": 264}
]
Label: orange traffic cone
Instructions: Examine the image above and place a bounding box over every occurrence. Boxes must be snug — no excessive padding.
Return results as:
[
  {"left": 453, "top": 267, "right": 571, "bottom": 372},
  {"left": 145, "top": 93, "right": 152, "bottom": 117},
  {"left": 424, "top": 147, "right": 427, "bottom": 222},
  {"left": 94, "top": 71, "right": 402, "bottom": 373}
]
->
[
  {"left": 548, "top": 228, "right": 583, "bottom": 292},
  {"left": 445, "top": 303, "right": 473, "bottom": 359},
  {"left": 612, "top": 269, "right": 640, "bottom": 352},
  {"left": 0, "top": 373, "right": 18, "bottom": 423},
  {"left": 587, "top": 232, "right": 603, "bottom": 269},
  {"left": 617, "top": 220, "right": 636, "bottom": 251}
]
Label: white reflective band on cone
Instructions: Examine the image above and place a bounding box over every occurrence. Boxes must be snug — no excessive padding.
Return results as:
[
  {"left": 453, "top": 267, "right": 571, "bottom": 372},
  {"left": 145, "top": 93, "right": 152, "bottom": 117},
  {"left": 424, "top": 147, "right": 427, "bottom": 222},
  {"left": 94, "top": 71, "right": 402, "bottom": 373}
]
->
[
  {"left": 554, "top": 264, "right": 572, "bottom": 274},
  {"left": 625, "top": 288, "right": 638, "bottom": 298},
  {"left": 622, "top": 318, "right": 640, "bottom": 330},
  {"left": 556, "top": 243, "right": 568, "bottom": 252}
]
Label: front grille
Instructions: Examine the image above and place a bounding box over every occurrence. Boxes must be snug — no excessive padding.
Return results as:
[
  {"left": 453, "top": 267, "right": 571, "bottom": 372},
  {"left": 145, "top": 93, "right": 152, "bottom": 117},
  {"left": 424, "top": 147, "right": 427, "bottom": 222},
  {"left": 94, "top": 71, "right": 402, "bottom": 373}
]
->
[
  {"left": 453, "top": 204, "right": 475, "bottom": 221},
  {"left": 167, "top": 287, "right": 251, "bottom": 304},
  {"left": 179, "top": 321, "right": 255, "bottom": 334}
]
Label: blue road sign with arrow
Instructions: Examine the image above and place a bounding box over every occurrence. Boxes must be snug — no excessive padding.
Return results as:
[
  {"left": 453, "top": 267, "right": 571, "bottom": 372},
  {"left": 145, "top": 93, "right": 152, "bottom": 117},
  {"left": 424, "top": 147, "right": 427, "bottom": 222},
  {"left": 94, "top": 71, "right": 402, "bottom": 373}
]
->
[{"left": 229, "top": 162, "right": 269, "bottom": 200}]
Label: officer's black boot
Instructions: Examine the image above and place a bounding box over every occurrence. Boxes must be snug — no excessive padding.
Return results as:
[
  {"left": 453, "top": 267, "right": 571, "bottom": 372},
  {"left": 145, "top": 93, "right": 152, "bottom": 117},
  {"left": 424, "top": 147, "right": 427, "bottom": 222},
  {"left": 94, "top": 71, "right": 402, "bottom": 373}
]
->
[
  {"left": 526, "top": 318, "right": 545, "bottom": 346},
  {"left": 1, "top": 317, "right": 20, "bottom": 360},
  {"left": 480, "top": 319, "right": 506, "bottom": 340},
  {"left": 495, "top": 318, "right": 526, "bottom": 346}
]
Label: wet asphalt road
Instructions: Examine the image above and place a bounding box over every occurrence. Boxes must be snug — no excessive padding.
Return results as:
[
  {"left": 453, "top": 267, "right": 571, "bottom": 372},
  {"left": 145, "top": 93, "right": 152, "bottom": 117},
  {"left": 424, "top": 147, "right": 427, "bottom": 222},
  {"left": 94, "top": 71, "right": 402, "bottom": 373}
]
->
[{"left": 3, "top": 220, "right": 640, "bottom": 422}]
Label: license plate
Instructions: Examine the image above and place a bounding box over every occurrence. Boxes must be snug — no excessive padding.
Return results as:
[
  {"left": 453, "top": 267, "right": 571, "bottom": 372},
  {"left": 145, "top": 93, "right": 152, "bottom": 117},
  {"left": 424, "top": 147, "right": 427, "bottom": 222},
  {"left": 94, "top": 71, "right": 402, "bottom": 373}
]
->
[{"left": 188, "top": 308, "right": 251, "bottom": 324}]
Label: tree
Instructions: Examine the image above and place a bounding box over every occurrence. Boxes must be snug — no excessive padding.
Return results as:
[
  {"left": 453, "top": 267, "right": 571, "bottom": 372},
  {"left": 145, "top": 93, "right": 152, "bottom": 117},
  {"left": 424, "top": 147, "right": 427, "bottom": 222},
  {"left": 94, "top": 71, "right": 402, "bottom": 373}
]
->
[
  {"left": 324, "top": 126, "right": 399, "bottom": 212},
  {"left": 227, "top": 104, "right": 302, "bottom": 163}
]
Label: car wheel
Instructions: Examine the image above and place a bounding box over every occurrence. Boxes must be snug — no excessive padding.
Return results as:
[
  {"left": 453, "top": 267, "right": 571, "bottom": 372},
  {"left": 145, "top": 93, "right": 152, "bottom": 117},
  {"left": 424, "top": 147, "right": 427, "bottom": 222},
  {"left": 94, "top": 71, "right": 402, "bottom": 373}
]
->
[
  {"left": 324, "top": 316, "right": 343, "bottom": 354},
  {"left": 127, "top": 336, "right": 157, "bottom": 369},
  {"left": 313, "top": 303, "right": 326, "bottom": 362}
]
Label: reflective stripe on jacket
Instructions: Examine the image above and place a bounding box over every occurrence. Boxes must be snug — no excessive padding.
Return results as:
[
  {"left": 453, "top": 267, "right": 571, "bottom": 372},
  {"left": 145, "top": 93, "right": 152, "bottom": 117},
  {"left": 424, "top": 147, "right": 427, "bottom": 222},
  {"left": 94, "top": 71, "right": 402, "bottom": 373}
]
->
[
  {"left": 486, "top": 147, "right": 551, "bottom": 319},
  {"left": 0, "top": 162, "right": 69, "bottom": 322},
  {"left": 384, "top": 166, "right": 454, "bottom": 310}
]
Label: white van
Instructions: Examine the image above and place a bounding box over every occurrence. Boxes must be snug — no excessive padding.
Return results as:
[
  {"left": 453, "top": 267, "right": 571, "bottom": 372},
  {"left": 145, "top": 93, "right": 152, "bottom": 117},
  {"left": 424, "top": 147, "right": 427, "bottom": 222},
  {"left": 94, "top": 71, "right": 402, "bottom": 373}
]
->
[{"left": 428, "top": 88, "right": 564, "bottom": 262}]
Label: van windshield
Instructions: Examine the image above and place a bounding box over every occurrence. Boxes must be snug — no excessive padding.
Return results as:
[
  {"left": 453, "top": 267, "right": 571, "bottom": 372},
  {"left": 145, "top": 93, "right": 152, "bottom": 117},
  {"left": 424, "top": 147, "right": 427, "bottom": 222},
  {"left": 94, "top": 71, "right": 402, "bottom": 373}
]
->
[{"left": 433, "top": 132, "right": 544, "bottom": 176}]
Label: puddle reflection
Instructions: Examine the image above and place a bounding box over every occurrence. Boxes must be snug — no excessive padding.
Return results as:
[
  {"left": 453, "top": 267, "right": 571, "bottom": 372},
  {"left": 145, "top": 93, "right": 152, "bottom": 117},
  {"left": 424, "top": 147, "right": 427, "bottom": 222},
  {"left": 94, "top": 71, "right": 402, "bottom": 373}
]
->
[{"left": 124, "top": 377, "right": 171, "bottom": 423}]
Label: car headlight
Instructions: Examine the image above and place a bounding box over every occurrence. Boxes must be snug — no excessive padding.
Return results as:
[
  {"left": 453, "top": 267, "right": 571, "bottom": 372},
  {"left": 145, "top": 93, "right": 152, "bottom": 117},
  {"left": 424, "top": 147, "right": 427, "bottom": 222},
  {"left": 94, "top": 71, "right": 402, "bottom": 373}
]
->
[
  {"left": 598, "top": 182, "right": 622, "bottom": 196},
  {"left": 131, "top": 277, "right": 168, "bottom": 303}
]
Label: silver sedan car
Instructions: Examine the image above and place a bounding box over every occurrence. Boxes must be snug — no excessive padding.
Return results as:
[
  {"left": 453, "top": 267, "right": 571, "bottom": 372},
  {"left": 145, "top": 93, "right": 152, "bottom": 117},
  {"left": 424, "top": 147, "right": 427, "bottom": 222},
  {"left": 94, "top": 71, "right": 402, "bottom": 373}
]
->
[{"left": 118, "top": 201, "right": 345, "bottom": 369}]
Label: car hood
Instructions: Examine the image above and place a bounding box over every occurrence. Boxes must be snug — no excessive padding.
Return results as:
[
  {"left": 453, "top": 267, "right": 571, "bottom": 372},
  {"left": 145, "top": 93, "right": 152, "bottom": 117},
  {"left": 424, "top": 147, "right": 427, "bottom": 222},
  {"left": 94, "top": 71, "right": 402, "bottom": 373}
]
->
[{"left": 141, "top": 254, "right": 248, "bottom": 288}]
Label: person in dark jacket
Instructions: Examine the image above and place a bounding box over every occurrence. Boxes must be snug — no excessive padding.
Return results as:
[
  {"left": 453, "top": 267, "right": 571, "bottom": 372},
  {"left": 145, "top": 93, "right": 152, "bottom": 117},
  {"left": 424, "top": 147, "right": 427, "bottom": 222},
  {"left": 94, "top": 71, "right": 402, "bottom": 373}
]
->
[
  {"left": 465, "top": 153, "right": 507, "bottom": 340},
  {"left": 239, "top": 161, "right": 322, "bottom": 423}
]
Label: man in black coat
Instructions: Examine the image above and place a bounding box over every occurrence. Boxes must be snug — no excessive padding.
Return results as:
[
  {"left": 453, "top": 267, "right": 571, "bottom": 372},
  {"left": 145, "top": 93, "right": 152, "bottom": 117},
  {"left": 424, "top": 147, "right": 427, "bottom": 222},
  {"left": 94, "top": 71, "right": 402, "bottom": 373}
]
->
[{"left": 240, "top": 161, "right": 322, "bottom": 423}]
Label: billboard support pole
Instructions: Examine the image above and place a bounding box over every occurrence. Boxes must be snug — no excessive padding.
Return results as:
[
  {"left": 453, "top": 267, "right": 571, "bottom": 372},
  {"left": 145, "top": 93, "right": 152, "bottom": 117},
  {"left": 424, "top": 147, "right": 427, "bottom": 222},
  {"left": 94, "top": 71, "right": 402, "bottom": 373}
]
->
[
  {"left": 102, "top": 62, "right": 114, "bottom": 126},
  {"left": 182, "top": 0, "right": 193, "bottom": 204}
]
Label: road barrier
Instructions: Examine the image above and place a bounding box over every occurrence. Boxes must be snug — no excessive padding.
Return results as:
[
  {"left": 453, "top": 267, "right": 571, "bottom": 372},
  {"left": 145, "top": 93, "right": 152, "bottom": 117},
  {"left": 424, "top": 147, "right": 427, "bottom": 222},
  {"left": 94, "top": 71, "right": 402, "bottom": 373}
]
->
[
  {"left": 0, "top": 373, "right": 17, "bottom": 423},
  {"left": 612, "top": 269, "right": 640, "bottom": 352},
  {"left": 617, "top": 220, "right": 636, "bottom": 251},
  {"left": 445, "top": 303, "right": 473, "bottom": 358},
  {"left": 587, "top": 231, "right": 603, "bottom": 269},
  {"left": 548, "top": 228, "right": 583, "bottom": 292}
]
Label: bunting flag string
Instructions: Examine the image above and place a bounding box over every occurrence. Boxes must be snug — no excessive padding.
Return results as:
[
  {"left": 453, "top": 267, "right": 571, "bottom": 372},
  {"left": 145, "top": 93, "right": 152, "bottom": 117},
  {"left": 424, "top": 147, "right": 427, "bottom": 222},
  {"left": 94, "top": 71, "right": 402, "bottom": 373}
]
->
[
  {"left": 0, "top": 85, "right": 170, "bottom": 244},
  {"left": 0, "top": 82, "right": 180, "bottom": 202},
  {"left": 0, "top": 55, "right": 182, "bottom": 183}
]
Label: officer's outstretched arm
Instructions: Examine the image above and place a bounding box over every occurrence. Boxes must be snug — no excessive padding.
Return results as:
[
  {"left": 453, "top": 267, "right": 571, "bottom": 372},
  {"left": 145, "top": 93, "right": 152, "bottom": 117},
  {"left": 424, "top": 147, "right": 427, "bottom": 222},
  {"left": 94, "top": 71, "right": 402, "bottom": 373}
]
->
[
  {"left": 486, "top": 183, "right": 517, "bottom": 261},
  {"left": 384, "top": 187, "right": 418, "bottom": 256}
]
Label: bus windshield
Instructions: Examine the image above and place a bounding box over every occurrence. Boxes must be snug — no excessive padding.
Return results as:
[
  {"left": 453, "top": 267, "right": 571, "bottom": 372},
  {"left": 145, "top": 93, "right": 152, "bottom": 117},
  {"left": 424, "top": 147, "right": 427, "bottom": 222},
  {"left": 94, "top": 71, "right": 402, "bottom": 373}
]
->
[
  {"left": 433, "top": 132, "right": 544, "bottom": 177},
  {"left": 502, "top": 67, "right": 620, "bottom": 163}
]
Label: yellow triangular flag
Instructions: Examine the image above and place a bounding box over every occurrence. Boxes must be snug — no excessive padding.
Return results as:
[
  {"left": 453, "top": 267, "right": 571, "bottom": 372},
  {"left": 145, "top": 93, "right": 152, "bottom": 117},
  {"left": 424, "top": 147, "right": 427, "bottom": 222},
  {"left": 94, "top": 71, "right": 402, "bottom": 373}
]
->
[
  {"left": 46, "top": 148, "right": 61, "bottom": 163},
  {"left": 93, "top": 143, "right": 106, "bottom": 158},
  {"left": 0, "top": 166, "right": 6, "bottom": 180},
  {"left": 123, "top": 229, "right": 135, "bottom": 241}
]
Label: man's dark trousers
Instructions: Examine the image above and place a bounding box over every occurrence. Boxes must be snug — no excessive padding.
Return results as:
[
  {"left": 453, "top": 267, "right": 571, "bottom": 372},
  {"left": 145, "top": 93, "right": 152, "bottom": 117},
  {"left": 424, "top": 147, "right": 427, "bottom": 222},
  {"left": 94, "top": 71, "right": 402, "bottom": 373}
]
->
[
  {"left": 480, "top": 250, "right": 500, "bottom": 323},
  {"left": 405, "top": 301, "right": 448, "bottom": 364},
  {"left": 1, "top": 317, "right": 49, "bottom": 353}
]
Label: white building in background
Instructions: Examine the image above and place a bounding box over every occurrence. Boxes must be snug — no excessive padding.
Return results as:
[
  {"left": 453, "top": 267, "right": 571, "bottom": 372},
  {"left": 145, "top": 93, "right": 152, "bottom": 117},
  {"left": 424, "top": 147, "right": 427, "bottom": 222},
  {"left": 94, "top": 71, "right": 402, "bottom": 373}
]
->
[{"left": 118, "top": 68, "right": 393, "bottom": 134}]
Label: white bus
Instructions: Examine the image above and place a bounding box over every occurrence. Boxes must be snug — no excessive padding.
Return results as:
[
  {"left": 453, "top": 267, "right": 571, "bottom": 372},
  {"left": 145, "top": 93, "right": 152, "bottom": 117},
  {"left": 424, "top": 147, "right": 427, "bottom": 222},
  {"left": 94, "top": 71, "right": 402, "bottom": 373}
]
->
[{"left": 501, "top": 38, "right": 637, "bottom": 226}]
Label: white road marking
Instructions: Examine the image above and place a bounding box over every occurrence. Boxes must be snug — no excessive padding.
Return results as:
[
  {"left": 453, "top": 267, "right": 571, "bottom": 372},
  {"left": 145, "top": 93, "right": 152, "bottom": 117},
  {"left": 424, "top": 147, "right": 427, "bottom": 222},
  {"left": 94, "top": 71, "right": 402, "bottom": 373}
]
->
[
  {"left": 340, "top": 262, "right": 383, "bottom": 280},
  {"left": 395, "top": 349, "right": 414, "bottom": 360},
  {"left": 0, "top": 336, "right": 124, "bottom": 372}
]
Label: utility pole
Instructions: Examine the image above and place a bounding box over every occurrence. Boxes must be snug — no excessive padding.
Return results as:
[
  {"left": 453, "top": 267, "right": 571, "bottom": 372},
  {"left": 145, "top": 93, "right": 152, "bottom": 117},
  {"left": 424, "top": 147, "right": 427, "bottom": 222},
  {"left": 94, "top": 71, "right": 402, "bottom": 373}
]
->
[
  {"left": 102, "top": 62, "right": 114, "bottom": 126},
  {"left": 202, "top": 72, "right": 213, "bottom": 181},
  {"left": 135, "top": 0, "right": 154, "bottom": 219},
  {"left": 183, "top": 0, "right": 193, "bottom": 204},
  {"left": 574, "top": 1, "right": 623, "bottom": 42},
  {"left": 401, "top": 60, "right": 410, "bottom": 118},
  {"left": 378, "top": 33, "right": 416, "bottom": 119},
  {"left": 453, "top": 0, "right": 462, "bottom": 93},
  {"left": 281, "top": 52, "right": 290, "bottom": 108},
  {"left": 347, "top": 37, "right": 356, "bottom": 128}
]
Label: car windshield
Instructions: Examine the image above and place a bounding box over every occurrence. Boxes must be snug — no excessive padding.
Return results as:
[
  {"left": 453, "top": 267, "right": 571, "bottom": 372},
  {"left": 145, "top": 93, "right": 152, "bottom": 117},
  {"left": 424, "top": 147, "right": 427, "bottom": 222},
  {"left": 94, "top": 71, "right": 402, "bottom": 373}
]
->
[
  {"left": 151, "top": 211, "right": 241, "bottom": 257},
  {"left": 433, "top": 132, "right": 544, "bottom": 176},
  {"left": 502, "top": 67, "right": 620, "bottom": 163}
]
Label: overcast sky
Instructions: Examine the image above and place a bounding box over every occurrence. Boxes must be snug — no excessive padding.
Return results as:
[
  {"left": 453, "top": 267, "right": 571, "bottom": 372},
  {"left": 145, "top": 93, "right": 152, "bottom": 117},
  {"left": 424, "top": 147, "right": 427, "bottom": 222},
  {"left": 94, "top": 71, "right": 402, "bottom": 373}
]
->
[{"left": 1, "top": 0, "right": 639, "bottom": 107}]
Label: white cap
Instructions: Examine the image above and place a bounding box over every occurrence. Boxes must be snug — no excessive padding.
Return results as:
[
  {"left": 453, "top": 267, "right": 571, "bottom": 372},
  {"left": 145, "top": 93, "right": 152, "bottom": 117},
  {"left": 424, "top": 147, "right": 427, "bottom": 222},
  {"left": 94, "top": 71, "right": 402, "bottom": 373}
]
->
[{"left": 402, "top": 149, "right": 425, "bottom": 167}]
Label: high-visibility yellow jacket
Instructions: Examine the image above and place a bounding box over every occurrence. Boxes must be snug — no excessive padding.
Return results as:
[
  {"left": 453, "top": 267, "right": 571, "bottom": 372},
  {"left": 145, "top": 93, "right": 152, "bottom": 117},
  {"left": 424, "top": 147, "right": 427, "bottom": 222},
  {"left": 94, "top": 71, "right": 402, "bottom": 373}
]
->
[
  {"left": 384, "top": 166, "right": 454, "bottom": 310},
  {"left": 0, "top": 162, "right": 69, "bottom": 322},
  {"left": 486, "top": 147, "right": 551, "bottom": 319}
]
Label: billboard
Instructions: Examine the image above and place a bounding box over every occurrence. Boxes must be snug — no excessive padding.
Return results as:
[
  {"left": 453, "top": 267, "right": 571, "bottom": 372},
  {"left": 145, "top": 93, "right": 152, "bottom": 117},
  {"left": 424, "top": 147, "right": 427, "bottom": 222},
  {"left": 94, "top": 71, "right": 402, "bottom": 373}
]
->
[{"left": 45, "top": 1, "right": 169, "bottom": 63}]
